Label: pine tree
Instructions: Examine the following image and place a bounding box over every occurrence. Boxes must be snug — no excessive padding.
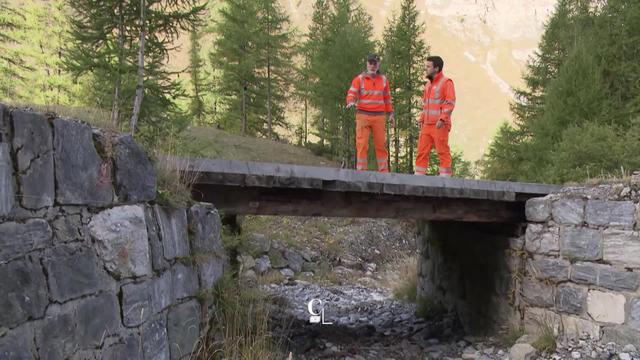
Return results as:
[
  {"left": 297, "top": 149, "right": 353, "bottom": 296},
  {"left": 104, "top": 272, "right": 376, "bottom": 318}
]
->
[
  {"left": 66, "top": 0, "right": 204, "bottom": 140},
  {"left": 380, "top": 0, "right": 428, "bottom": 173},
  {"left": 189, "top": 24, "right": 207, "bottom": 125},
  {"left": 0, "top": 1, "right": 28, "bottom": 99}
]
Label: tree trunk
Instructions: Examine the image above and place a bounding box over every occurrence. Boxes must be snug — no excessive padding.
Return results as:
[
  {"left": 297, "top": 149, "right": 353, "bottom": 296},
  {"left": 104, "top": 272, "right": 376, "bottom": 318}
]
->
[
  {"left": 130, "top": 0, "right": 146, "bottom": 136},
  {"left": 242, "top": 81, "right": 247, "bottom": 135},
  {"left": 303, "top": 98, "right": 308, "bottom": 144},
  {"left": 111, "top": 3, "right": 125, "bottom": 127}
]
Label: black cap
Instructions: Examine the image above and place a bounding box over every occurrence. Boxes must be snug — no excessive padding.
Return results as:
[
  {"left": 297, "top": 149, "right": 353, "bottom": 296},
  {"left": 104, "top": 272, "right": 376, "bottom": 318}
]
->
[{"left": 367, "top": 53, "right": 380, "bottom": 62}]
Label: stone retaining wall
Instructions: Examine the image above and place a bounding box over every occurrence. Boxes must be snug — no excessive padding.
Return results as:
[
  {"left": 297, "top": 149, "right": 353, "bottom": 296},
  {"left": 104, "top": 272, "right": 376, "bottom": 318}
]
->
[
  {"left": 0, "top": 104, "right": 226, "bottom": 359},
  {"left": 522, "top": 181, "right": 640, "bottom": 346}
]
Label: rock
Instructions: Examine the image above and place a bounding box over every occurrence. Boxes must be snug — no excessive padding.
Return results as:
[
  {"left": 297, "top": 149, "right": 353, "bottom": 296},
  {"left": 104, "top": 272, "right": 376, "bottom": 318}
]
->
[
  {"left": 552, "top": 199, "right": 585, "bottom": 225},
  {"left": 197, "top": 256, "right": 224, "bottom": 290},
  {"left": 113, "top": 134, "right": 156, "bottom": 202},
  {"left": 122, "top": 281, "right": 152, "bottom": 327},
  {"left": 556, "top": 284, "right": 587, "bottom": 315},
  {"left": 89, "top": 205, "right": 151, "bottom": 278},
  {"left": 167, "top": 300, "right": 200, "bottom": 360},
  {"left": 363, "top": 263, "right": 377, "bottom": 273},
  {"left": 526, "top": 197, "right": 551, "bottom": 222},
  {"left": 141, "top": 314, "right": 170, "bottom": 360},
  {"left": 145, "top": 206, "right": 170, "bottom": 272},
  {"left": 525, "top": 224, "right": 559, "bottom": 255},
  {"left": 43, "top": 246, "right": 111, "bottom": 303},
  {"left": 238, "top": 254, "right": 256, "bottom": 270},
  {"left": 560, "top": 226, "right": 602, "bottom": 261},
  {"left": 248, "top": 233, "right": 271, "bottom": 253},
  {"left": 283, "top": 248, "right": 304, "bottom": 273},
  {"left": 254, "top": 255, "right": 272, "bottom": 275},
  {"left": 629, "top": 298, "right": 640, "bottom": 330},
  {"left": 268, "top": 248, "right": 288, "bottom": 269},
  {"left": 35, "top": 307, "right": 76, "bottom": 360},
  {"left": 0, "top": 143, "right": 15, "bottom": 217},
  {"left": 75, "top": 292, "right": 121, "bottom": 348},
  {"left": 172, "top": 263, "right": 199, "bottom": 300},
  {"left": 188, "top": 203, "right": 222, "bottom": 253},
  {"left": 0, "top": 219, "right": 52, "bottom": 262},
  {"left": 522, "top": 278, "right": 555, "bottom": 308},
  {"left": 603, "top": 229, "right": 640, "bottom": 268},
  {"left": 51, "top": 213, "right": 87, "bottom": 244},
  {"left": 339, "top": 254, "right": 359, "bottom": 267},
  {"left": 280, "top": 268, "right": 295, "bottom": 279},
  {"left": 571, "top": 351, "right": 581, "bottom": 359},
  {"left": 622, "top": 344, "right": 637, "bottom": 353},
  {"left": 151, "top": 271, "right": 173, "bottom": 313},
  {"left": 154, "top": 206, "right": 190, "bottom": 260},
  {"left": 53, "top": 118, "right": 113, "bottom": 205},
  {"left": 524, "top": 308, "right": 561, "bottom": 336},
  {"left": 602, "top": 326, "right": 640, "bottom": 347},
  {"left": 516, "top": 335, "right": 535, "bottom": 344},
  {"left": 561, "top": 315, "right": 600, "bottom": 340},
  {"left": 0, "top": 255, "right": 48, "bottom": 328},
  {"left": 528, "top": 258, "right": 570, "bottom": 282},
  {"left": 509, "top": 343, "right": 537, "bottom": 360},
  {"left": 242, "top": 269, "right": 257, "bottom": 281},
  {"left": 0, "top": 323, "right": 37, "bottom": 359},
  {"left": 571, "top": 262, "right": 639, "bottom": 291},
  {"left": 103, "top": 333, "right": 142, "bottom": 360},
  {"left": 587, "top": 290, "right": 626, "bottom": 324},
  {"left": 586, "top": 200, "right": 636, "bottom": 229},
  {"left": 619, "top": 353, "right": 631, "bottom": 360},
  {"left": 12, "top": 110, "right": 55, "bottom": 209}
]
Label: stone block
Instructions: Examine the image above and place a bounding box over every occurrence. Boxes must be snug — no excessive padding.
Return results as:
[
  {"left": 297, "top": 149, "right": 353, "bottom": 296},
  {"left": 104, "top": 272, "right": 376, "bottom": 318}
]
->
[
  {"left": 586, "top": 200, "right": 636, "bottom": 229},
  {"left": 43, "top": 246, "right": 111, "bottom": 302},
  {"left": 526, "top": 197, "right": 551, "bottom": 222},
  {"left": 522, "top": 278, "right": 554, "bottom": 308},
  {"left": 89, "top": 205, "right": 151, "bottom": 278},
  {"left": 113, "top": 134, "right": 156, "bottom": 202},
  {"left": 555, "top": 284, "right": 587, "bottom": 315},
  {"left": 122, "top": 281, "right": 152, "bottom": 327},
  {"left": 75, "top": 292, "right": 120, "bottom": 348},
  {"left": 603, "top": 229, "right": 640, "bottom": 268},
  {"left": 268, "top": 248, "right": 288, "bottom": 269},
  {"left": 283, "top": 249, "right": 304, "bottom": 273},
  {"left": 53, "top": 118, "right": 113, "bottom": 205},
  {"left": 527, "top": 257, "right": 569, "bottom": 282},
  {"left": 0, "top": 255, "right": 47, "bottom": 328},
  {"left": 167, "top": 300, "right": 201, "bottom": 360},
  {"left": 629, "top": 298, "right": 640, "bottom": 331},
  {"left": 0, "top": 219, "right": 51, "bottom": 262},
  {"left": 509, "top": 343, "right": 537, "bottom": 360},
  {"left": 172, "top": 263, "right": 198, "bottom": 300},
  {"left": 525, "top": 224, "right": 559, "bottom": 255},
  {"left": 248, "top": 233, "right": 271, "bottom": 253},
  {"left": 197, "top": 256, "right": 224, "bottom": 290},
  {"left": 587, "top": 290, "right": 626, "bottom": 324},
  {"left": 552, "top": 199, "right": 584, "bottom": 225},
  {"left": 560, "top": 226, "right": 602, "bottom": 261},
  {"left": 254, "top": 255, "right": 271, "bottom": 275},
  {"left": 155, "top": 206, "right": 189, "bottom": 260},
  {"left": 51, "top": 213, "right": 87, "bottom": 244},
  {"left": 188, "top": 203, "right": 222, "bottom": 253},
  {"left": 0, "top": 143, "right": 15, "bottom": 217},
  {"left": 141, "top": 314, "right": 170, "bottom": 360},
  {"left": 145, "top": 206, "right": 170, "bottom": 272},
  {"left": 602, "top": 326, "right": 640, "bottom": 347},
  {"left": 103, "top": 333, "right": 142, "bottom": 360},
  {"left": 561, "top": 315, "right": 600, "bottom": 340},
  {"left": 524, "top": 307, "right": 561, "bottom": 336},
  {"left": 12, "top": 110, "right": 54, "bottom": 209},
  {"left": 0, "top": 323, "right": 37, "bottom": 359},
  {"left": 36, "top": 310, "right": 76, "bottom": 360},
  {"left": 571, "top": 262, "right": 639, "bottom": 291},
  {"left": 152, "top": 270, "right": 173, "bottom": 313}
]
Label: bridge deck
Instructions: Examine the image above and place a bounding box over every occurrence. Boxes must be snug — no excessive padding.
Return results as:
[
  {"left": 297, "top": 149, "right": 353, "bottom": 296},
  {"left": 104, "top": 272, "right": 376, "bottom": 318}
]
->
[{"left": 179, "top": 158, "right": 560, "bottom": 222}]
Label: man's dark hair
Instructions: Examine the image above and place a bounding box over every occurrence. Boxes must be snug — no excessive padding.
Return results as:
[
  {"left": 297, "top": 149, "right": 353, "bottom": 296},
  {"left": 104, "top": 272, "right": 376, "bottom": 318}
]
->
[{"left": 427, "top": 56, "right": 444, "bottom": 72}]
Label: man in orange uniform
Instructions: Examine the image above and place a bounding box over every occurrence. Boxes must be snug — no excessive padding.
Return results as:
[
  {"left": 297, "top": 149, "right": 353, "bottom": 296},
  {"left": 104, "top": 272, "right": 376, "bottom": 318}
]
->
[
  {"left": 346, "top": 53, "right": 395, "bottom": 172},
  {"left": 415, "top": 56, "right": 456, "bottom": 177}
]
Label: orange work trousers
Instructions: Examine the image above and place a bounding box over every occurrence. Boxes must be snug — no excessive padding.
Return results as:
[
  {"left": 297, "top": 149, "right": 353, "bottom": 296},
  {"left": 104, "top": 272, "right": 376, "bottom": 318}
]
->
[
  {"left": 415, "top": 123, "right": 452, "bottom": 176},
  {"left": 355, "top": 113, "right": 389, "bottom": 172}
]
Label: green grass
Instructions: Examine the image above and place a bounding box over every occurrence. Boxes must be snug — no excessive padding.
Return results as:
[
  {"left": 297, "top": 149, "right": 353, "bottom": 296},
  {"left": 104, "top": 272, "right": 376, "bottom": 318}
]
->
[
  {"left": 179, "top": 126, "right": 338, "bottom": 166},
  {"left": 391, "top": 255, "right": 419, "bottom": 302},
  {"left": 532, "top": 319, "right": 557, "bottom": 353}
]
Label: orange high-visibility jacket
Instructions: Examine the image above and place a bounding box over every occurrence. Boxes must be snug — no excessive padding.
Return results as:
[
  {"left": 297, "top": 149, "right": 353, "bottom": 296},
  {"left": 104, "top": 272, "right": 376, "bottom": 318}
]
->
[
  {"left": 421, "top": 72, "right": 455, "bottom": 125},
  {"left": 346, "top": 72, "right": 394, "bottom": 114}
]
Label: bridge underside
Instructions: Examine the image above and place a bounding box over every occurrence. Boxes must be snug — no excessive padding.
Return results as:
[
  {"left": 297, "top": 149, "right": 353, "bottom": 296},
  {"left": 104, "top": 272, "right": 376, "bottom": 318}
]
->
[{"left": 192, "top": 184, "right": 525, "bottom": 222}]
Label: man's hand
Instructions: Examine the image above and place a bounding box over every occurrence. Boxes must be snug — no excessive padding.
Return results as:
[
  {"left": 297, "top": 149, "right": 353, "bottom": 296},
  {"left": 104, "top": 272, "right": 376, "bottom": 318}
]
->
[
  {"left": 346, "top": 102, "right": 355, "bottom": 109},
  {"left": 436, "top": 119, "right": 445, "bottom": 129},
  {"left": 389, "top": 113, "right": 396, "bottom": 128}
]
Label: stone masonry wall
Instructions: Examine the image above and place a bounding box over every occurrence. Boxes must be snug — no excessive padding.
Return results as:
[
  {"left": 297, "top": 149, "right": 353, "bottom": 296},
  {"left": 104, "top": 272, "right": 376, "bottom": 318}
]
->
[
  {"left": 522, "top": 178, "right": 640, "bottom": 347},
  {"left": 0, "top": 104, "right": 226, "bottom": 359}
]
